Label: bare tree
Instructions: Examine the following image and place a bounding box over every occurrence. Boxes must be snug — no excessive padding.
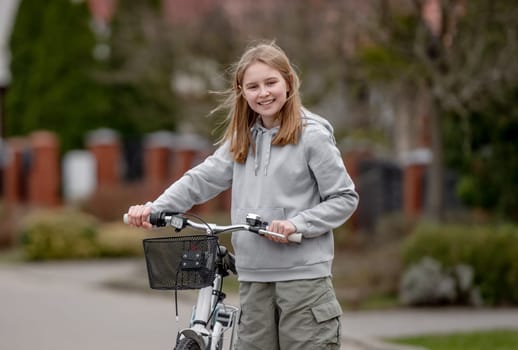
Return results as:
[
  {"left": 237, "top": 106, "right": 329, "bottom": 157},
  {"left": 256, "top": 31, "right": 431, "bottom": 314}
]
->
[
  {"left": 415, "top": 0, "right": 518, "bottom": 220},
  {"left": 342, "top": 0, "right": 518, "bottom": 220}
]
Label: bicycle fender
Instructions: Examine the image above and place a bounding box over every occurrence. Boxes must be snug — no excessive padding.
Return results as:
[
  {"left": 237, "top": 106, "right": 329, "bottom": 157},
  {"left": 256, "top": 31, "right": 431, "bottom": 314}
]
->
[{"left": 180, "top": 328, "right": 206, "bottom": 349}]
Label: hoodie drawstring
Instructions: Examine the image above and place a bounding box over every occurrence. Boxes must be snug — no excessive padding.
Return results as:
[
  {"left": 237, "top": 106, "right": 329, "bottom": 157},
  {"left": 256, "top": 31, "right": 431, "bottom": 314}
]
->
[
  {"left": 251, "top": 123, "right": 276, "bottom": 176},
  {"left": 263, "top": 132, "right": 272, "bottom": 176},
  {"left": 252, "top": 128, "right": 261, "bottom": 176}
]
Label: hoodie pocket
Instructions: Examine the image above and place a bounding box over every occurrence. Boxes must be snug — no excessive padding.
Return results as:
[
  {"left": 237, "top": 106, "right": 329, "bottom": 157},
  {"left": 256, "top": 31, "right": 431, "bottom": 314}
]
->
[{"left": 232, "top": 207, "right": 292, "bottom": 269}]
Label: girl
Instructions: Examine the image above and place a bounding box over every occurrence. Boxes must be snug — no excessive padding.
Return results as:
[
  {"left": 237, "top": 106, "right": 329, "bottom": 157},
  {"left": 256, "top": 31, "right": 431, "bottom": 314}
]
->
[{"left": 127, "top": 41, "right": 359, "bottom": 350}]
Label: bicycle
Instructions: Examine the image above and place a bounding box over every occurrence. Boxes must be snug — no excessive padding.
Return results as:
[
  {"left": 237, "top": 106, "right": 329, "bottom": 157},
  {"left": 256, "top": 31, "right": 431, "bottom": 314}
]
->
[{"left": 123, "top": 211, "right": 302, "bottom": 350}]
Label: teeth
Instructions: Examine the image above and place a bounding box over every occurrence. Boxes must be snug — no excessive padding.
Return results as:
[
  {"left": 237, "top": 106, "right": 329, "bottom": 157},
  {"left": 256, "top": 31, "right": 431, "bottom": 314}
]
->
[{"left": 259, "top": 99, "right": 274, "bottom": 105}]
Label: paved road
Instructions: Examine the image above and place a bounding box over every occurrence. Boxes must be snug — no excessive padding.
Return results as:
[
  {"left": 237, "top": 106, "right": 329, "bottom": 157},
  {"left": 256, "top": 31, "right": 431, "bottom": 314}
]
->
[
  {"left": 0, "top": 259, "right": 189, "bottom": 350},
  {"left": 1, "top": 259, "right": 518, "bottom": 350}
]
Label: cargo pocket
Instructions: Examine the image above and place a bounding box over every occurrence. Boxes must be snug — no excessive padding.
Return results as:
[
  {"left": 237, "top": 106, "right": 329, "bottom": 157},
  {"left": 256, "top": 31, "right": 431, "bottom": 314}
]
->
[{"left": 310, "top": 299, "right": 342, "bottom": 348}]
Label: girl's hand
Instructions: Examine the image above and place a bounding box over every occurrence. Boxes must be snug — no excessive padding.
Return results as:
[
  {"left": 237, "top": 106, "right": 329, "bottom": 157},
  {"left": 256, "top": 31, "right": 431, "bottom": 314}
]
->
[
  {"left": 266, "top": 220, "right": 296, "bottom": 244},
  {"left": 127, "top": 205, "right": 153, "bottom": 229}
]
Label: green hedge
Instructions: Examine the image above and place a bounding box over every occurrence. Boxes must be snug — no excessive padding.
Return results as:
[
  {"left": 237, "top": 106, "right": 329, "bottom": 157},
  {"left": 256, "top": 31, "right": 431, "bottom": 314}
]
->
[
  {"left": 402, "top": 224, "right": 518, "bottom": 305},
  {"left": 19, "top": 209, "right": 148, "bottom": 260},
  {"left": 97, "top": 222, "right": 148, "bottom": 257},
  {"left": 20, "top": 209, "right": 100, "bottom": 260}
]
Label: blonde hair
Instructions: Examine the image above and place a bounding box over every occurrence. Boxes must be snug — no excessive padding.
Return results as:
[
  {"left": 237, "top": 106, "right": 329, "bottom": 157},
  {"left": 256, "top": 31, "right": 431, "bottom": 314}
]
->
[{"left": 214, "top": 41, "right": 302, "bottom": 163}]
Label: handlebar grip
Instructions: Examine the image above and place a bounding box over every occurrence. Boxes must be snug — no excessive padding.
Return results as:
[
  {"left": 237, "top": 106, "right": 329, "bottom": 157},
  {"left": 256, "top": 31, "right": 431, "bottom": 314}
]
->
[
  {"left": 260, "top": 229, "right": 302, "bottom": 243},
  {"left": 149, "top": 212, "right": 167, "bottom": 227},
  {"left": 122, "top": 212, "right": 173, "bottom": 227},
  {"left": 123, "top": 213, "right": 153, "bottom": 225},
  {"left": 287, "top": 233, "right": 303, "bottom": 243}
]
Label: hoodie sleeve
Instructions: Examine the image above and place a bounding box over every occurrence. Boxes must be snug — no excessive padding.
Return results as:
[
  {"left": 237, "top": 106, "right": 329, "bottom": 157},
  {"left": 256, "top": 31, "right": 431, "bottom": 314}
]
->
[
  {"left": 289, "top": 125, "right": 359, "bottom": 238},
  {"left": 150, "top": 141, "right": 234, "bottom": 213}
]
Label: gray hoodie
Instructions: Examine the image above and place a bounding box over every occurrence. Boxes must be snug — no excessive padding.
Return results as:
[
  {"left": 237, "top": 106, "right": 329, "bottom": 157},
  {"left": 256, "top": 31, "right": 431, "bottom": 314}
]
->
[{"left": 150, "top": 108, "right": 359, "bottom": 282}]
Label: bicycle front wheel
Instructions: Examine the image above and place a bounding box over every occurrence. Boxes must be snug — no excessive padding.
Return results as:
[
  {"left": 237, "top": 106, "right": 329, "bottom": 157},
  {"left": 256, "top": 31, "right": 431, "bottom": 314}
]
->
[{"left": 175, "top": 337, "right": 201, "bottom": 350}]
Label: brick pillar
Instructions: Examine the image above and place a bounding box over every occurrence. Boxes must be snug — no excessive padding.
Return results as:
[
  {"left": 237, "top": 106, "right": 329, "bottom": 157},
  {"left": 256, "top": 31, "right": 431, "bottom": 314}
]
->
[
  {"left": 343, "top": 149, "right": 372, "bottom": 231},
  {"left": 144, "top": 131, "right": 175, "bottom": 197},
  {"left": 170, "top": 133, "right": 210, "bottom": 180},
  {"left": 170, "top": 133, "right": 212, "bottom": 213},
  {"left": 3, "top": 137, "right": 29, "bottom": 204},
  {"left": 402, "top": 148, "right": 432, "bottom": 218},
  {"left": 343, "top": 149, "right": 372, "bottom": 182},
  {"left": 28, "top": 131, "right": 60, "bottom": 206},
  {"left": 172, "top": 149, "right": 196, "bottom": 182},
  {"left": 86, "top": 128, "right": 121, "bottom": 189},
  {"left": 218, "top": 188, "right": 232, "bottom": 212}
]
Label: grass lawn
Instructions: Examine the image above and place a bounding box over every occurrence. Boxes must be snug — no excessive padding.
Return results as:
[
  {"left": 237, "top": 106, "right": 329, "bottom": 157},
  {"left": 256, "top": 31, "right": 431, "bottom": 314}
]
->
[{"left": 390, "top": 329, "right": 518, "bottom": 350}]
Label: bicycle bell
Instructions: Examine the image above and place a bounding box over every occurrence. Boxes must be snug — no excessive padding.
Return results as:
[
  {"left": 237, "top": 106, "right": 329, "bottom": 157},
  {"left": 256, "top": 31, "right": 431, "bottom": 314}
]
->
[{"left": 246, "top": 213, "right": 264, "bottom": 227}]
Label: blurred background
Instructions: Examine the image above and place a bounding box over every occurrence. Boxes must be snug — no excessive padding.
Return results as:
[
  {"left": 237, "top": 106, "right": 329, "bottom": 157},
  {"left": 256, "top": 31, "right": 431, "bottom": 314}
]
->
[{"left": 0, "top": 0, "right": 518, "bottom": 314}]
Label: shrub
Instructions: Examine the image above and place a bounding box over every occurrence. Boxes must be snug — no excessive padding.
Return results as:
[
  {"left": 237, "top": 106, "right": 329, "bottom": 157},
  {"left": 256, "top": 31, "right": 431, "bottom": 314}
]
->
[
  {"left": 97, "top": 222, "right": 148, "bottom": 257},
  {"left": 374, "top": 212, "right": 418, "bottom": 244},
  {"left": 20, "top": 209, "right": 100, "bottom": 260},
  {"left": 402, "top": 224, "right": 518, "bottom": 305},
  {"left": 18, "top": 208, "right": 170, "bottom": 260},
  {"left": 399, "top": 256, "right": 482, "bottom": 306}
]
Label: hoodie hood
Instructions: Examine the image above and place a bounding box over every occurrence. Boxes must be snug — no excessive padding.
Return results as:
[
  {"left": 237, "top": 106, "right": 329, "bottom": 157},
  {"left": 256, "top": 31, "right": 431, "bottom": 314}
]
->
[
  {"left": 301, "top": 107, "right": 335, "bottom": 137},
  {"left": 250, "top": 108, "right": 336, "bottom": 176}
]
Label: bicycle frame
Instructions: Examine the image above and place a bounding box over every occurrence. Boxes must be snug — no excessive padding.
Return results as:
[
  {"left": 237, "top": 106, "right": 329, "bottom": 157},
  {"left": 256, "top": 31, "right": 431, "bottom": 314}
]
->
[
  {"left": 178, "top": 272, "right": 239, "bottom": 349},
  {"left": 175, "top": 225, "right": 239, "bottom": 350}
]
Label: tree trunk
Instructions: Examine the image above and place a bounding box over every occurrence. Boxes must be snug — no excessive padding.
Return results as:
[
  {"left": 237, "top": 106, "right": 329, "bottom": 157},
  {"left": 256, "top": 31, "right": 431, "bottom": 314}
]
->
[{"left": 426, "top": 95, "right": 444, "bottom": 221}]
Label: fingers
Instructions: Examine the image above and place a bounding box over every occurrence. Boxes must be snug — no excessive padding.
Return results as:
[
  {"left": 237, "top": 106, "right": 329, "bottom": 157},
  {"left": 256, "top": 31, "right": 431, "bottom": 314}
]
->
[
  {"left": 127, "top": 205, "right": 152, "bottom": 229},
  {"left": 266, "top": 220, "right": 296, "bottom": 244}
]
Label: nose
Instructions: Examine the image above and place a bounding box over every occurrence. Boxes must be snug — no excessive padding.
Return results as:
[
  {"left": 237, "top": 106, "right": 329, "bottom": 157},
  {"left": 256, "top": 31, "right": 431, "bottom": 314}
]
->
[{"left": 259, "top": 85, "right": 270, "bottom": 96}]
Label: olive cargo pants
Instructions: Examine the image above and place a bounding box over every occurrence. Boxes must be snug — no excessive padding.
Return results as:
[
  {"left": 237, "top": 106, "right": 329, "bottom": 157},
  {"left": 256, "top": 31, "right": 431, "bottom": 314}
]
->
[{"left": 234, "top": 277, "right": 342, "bottom": 350}]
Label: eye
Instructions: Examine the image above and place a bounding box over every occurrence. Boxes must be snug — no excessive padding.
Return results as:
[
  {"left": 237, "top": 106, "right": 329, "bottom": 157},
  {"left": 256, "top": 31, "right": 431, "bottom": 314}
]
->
[
  {"left": 245, "top": 84, "right": 258, "bottom": 90},
  {"left": 266, "top": 80, "right": 277, "bottom": 86}
]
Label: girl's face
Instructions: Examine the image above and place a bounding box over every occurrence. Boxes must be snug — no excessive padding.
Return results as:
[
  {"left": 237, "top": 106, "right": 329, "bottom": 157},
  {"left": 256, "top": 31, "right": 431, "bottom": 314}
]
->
[{"left": 241, "top": 61, "right": 289, "bottom": 123}]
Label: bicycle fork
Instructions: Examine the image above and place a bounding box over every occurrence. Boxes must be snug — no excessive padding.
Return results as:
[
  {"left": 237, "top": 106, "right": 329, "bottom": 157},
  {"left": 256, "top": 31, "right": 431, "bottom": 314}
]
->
[{"left": 177, "top": 275, "right": 239, "bottom": 349}]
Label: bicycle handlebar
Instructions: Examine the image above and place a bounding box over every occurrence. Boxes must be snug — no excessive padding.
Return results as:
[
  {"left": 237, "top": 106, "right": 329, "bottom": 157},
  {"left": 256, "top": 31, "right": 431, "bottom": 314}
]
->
[{"left": 123, "top": 212, "right": 302, "bottom": 243}]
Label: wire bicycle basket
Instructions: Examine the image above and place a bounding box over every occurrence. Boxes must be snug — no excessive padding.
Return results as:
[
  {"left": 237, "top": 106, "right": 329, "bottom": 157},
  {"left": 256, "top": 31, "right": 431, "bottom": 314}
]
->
[{"left": 142, "top": 235, "right": 219, "bottom": 290}]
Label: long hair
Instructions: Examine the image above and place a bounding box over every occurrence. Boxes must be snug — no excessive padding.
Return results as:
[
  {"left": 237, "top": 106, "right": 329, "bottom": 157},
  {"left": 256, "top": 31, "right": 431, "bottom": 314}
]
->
[{"left": 213, "top": 41, "right": 302, "bottom": 163}]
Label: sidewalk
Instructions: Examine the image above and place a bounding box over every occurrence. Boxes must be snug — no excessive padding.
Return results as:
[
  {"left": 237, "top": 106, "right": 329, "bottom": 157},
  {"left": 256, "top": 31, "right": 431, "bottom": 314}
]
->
[{"left": 1, "top": 259, "right": 517, "bottom": 350}]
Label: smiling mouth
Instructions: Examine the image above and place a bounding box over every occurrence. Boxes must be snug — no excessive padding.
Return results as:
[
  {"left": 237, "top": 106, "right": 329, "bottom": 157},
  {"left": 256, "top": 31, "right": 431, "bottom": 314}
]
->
[{"left": 258, "top": 99, "right": 275, "bottom": 105}]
